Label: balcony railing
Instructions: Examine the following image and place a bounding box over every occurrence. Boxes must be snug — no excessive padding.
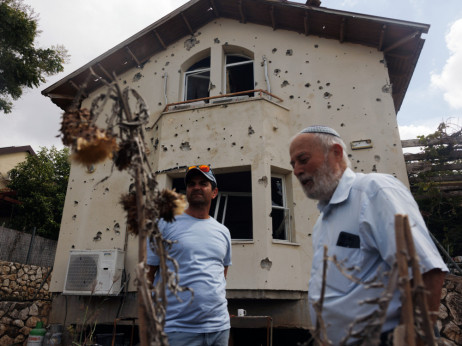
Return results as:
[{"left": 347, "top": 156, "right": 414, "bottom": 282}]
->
[{"left": 163, "top": 89, "right": 283, "bottom": 112}]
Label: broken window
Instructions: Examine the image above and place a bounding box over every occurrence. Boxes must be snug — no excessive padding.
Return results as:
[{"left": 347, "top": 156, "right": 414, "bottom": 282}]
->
[
  {"left": 271, "top": 174, "right": 291, "bottom": 241},
  {"left": 172, "top": 170, "right": 253, "bottom": 240},
  {"left": 184, "top": 57, "right": 210, "bottom": 101},
  {"left": 225, "top": 55, "right": 254, "bottom": 97}
]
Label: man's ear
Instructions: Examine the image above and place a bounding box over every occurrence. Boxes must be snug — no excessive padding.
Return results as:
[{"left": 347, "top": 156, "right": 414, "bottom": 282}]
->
[
  {"left": 330, "top": 143, "right": 343, "bottom": 162},
  {"left": 212, "top": 187, "right": 219, "bottom": 199}
]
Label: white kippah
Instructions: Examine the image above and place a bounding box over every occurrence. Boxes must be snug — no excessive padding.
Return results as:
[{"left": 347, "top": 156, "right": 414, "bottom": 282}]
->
[{"left": 300, "top": 125, "right": 340, "bottom": 138}]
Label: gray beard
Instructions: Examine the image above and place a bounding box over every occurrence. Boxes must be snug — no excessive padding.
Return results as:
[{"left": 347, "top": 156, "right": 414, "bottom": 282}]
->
[{"left": 302, "top": 161, "right": 342, "bottom": 202}]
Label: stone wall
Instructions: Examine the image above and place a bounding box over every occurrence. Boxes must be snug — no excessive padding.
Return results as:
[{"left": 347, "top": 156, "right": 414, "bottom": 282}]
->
[
  {"left": 0, "top": 226, "right": 57, "bottom": 268},
  {"left": 0, "top": 261, "right": 52, "bottom": 344},
  {"left": 439, "top": 274, "right": 462, "bottom": 345}
]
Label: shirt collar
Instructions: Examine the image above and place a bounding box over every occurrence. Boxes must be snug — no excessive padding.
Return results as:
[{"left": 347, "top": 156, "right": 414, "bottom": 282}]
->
[{"left": 317, "top": 168, "right": 356, "bottom": 213}]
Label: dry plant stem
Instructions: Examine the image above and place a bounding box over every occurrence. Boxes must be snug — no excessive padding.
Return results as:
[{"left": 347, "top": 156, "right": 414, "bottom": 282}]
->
[
  {"left": 395, "top": 214, "right": 416, "bottom": 346},
  {"left": 111, "top": 75, "right": 156, "bottom": 346},
  {"left": 402, "top": 215, "right": 436, "bottom": 345},
  {"left": 313, "top": 245, "right": 330, "bottom": 346}
]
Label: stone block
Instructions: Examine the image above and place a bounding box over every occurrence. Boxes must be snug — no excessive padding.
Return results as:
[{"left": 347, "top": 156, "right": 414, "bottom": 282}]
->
[
  {"left": 13, "top": 334, "right": 25, "bottom": 344},
  {"left": 19, "top": 326, "right": 31, "bottom": 335},
  {"left": 440, "top": 287, "right": 447, "bottom": 300},
  {"left": 18, "top": 307, "right": 29, "bottom": 321},
  {"left": 439, "top": 304, "right": 449, "bottom": 320},
  {"left": 0, "top": 317, "right": 11, "bottom": 325},
  {"left": 443, "top": 321, "right": 462, "bottom": 344},
  {"left": 10, "top": 308, "right": 19, "bottom": 319},
  {"left": 29, "top": 303, "right": 39, "bottom": 316},
  {"left": 12, "top": 319, "right": 24, "bottom": 328},
  {"left": 0, "top": 335, "right": 14, "bottom": 345},
  {"left": 0, "top": 287, "right": 11, "bottom": 295},
  {"left": 446, "top": 291, "right": 462, "bottom": 325},
  {"left": 25, "top": 316, "right": 41, "bottom": 328}
]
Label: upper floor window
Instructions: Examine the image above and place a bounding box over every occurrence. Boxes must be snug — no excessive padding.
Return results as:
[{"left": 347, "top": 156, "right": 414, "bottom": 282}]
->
[
  {"left": 225, "top": 54, "right": 254, "bottom": 96},
  {"left": 184, "top": 57, "right": 210, "bottom": 101},
  {"left": 271, "top": 174, "right": 291, "bottom": 241}
]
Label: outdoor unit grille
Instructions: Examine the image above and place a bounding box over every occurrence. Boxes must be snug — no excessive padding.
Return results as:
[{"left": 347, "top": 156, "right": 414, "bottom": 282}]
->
[{"left": 63, "top": 249, "right": 125, "bottom": 296}]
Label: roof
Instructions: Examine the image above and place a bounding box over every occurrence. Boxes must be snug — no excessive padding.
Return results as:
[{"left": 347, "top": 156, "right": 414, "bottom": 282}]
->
[
  {"left": 42, "top": 0, "right": 430, "bottom": 113},
  {"left": 0, "top": 146, "right": 36, "bottom": 156}
]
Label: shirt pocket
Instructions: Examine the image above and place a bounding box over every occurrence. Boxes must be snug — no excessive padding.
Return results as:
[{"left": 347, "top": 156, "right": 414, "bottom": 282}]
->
[{"left": 324, "top": 245, "right": 362, "bottom": 296}]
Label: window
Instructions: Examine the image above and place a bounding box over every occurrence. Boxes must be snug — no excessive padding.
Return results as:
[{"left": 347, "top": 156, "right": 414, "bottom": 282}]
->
[
  {"left": 172, "top": 170, "right": 253, "bottom": 240},
  {"left": 271, "top": 175, "right": 291, "bottom": 241},
  {"left": 225, "top": 54, "right": 254, "bottom": 96},
  {"left": 184, "top": 57, "right": 210, "bottom": 101},
  {"left": 212, "top": 192, "right": 252, "bottom": 240}
]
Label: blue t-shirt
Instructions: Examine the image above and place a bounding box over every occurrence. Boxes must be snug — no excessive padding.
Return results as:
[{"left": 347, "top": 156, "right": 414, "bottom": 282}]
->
[
  {"left": 147, "top": 213, "right": 232, "bottom": 333},
  {"left": 309, "top": 168, "right": 448, "bottom": 345}
]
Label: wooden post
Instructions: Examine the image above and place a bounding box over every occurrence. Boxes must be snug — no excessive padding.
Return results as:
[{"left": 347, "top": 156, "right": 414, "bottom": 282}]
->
[
  {"left": 402, "top": 215, "right": 436, "bottom": 345},
  {"left": 395, "top": 214, "right": 416, "bottom": 346}
]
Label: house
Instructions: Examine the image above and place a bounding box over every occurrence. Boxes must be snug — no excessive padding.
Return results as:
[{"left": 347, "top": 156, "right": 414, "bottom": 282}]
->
[
  {"left": 42, "top": 0, "right": 429, "bottom": 343},
  {"left": 0, "top": 146, "right": 35, "bottom": 223}
]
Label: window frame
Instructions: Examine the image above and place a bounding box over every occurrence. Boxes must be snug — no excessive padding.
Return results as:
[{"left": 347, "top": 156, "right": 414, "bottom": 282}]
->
[
  {"left": 183, "top": 59, "right": 211, "bottom": 101},
  {"left": 271, "top": 173, "right": 292, "bottom": 242},
  {"left": 224, "top": 54, "right": 254, "bottom": 95},
  {"left": 213, "top": 191, "right": 253, "bottom": 241}
]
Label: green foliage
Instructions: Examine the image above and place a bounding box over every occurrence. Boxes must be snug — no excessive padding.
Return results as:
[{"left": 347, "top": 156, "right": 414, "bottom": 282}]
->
[
  {"left": 412, "top": 122, "right": 462, "bottom": 256},
  {"left": 0, "top": 0, "right": 68, "bottom": 113},
  {"left": 7, "top": 146, "right": 70, "bottom": 239}
]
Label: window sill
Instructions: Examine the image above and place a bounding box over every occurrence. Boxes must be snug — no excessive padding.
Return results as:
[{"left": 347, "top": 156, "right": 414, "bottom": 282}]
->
[
  {"left": 232, "top": 240, "right": 254, "bottom": 245},
  {"left": 271, "top": 240, "right": 300, "bottom": 246}
]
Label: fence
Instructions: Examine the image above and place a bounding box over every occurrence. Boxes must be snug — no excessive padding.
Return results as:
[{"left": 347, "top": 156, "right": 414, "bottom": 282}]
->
[
  {"left": 0, "top": 226, "right": 57, "bottom": 267},
  {"left": 401, "top": 134, "right": 462, "bottom": 197}
]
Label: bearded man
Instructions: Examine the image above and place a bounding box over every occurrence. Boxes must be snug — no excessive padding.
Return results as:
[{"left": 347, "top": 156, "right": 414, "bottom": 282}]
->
[{"left": 289, "top": 125, "right": 447, "bottom": 345}]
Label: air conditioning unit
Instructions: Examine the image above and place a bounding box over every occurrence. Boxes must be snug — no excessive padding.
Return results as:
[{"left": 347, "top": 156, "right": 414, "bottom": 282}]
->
[{"left": 63, "top": 249, "right": 125, "bottom": 296}]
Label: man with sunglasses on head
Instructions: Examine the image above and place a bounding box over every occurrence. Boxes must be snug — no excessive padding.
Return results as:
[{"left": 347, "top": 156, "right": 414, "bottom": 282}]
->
[{"left": 147, "top": 165, "right": 232, "bottom": 346}]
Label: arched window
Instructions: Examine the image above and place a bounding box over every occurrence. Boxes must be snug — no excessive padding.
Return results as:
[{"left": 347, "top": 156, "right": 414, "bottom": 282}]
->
[
  {"left": 184, "top": 56, "right": 210, "bottom": 101},
  {"left": 225, "top": 54, "right": 254, "bottom": 95}
]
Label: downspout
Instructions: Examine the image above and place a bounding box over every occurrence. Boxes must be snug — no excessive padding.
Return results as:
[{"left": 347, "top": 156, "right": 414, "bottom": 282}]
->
[
  {"left": 163, "top": 72, "right": 168, "bottom": 105},
  {"left": 263, "top": 56, "right": 271, "bottom": 96}
]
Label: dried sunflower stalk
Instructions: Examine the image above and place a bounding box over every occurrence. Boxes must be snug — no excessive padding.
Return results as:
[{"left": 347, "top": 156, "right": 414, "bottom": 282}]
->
[
  {"left": 60, "top": 108, "right": 118, "bottom": 165},
  {"left": 121, "top": 189, "right": 186, "bottom": 235},
  {"left": 155, "top": 189, "right": 187, "bottom": 223}
]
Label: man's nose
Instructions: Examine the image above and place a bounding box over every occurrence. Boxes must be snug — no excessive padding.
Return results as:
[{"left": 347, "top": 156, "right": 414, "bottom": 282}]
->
[{"left": 293, "top": 163, "right": 303, "bottom": 177}]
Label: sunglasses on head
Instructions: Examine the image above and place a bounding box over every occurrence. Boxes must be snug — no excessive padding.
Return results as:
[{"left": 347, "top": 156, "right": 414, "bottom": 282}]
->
[{"left": 187, "top": 165, "right": 210, "bottom": 173}]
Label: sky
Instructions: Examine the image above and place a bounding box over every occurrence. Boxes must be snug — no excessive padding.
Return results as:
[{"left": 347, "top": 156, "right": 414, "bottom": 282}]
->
[{"left": 1, "top": 0, "right": 462, "bottom": 152}]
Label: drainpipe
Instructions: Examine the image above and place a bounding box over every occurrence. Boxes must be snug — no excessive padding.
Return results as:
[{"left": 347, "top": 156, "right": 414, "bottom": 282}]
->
[
  {"left": 263, "top": 56, "right": 271, "bottom": 94},
  {"left": 163, "top": 72, "right": 168, "bottom": 105}
]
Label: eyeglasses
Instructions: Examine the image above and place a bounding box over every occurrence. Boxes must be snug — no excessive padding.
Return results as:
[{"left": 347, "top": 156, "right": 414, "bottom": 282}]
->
[{"left": 187, "top": 165, "right": 210, "bottom": 173}]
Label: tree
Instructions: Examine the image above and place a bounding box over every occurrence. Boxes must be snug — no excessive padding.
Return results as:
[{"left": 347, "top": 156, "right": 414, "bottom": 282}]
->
[
  {"left": 0, "top": 0, "right": 68, "bottom": 113},
  {"left": 404, "top": 121, "right": 462, "bottom": 257},
  {"left": 7, "top": 146, "right": 70, "bottom": 239}
]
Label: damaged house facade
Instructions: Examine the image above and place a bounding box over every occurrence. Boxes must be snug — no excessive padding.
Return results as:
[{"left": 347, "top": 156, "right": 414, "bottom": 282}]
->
[{"left": 42, "top": 0, "right": 429, "bottom": 342}]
